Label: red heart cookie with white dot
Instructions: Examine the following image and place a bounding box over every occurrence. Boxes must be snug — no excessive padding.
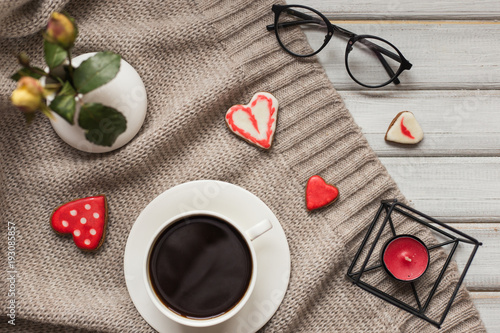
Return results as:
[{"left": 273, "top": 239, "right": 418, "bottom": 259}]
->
[
  {"left": 306, "top": 175, "right": 339, "bottom": 211},
  {"left": 225, "top": 92, "right": 279, "bottom": 149},
  {"left": 51, "top": 195, "right": 107, "bottom": 251}
]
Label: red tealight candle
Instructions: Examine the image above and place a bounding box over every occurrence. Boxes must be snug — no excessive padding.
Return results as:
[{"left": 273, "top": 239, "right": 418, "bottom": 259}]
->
[{"left": 382, "top": 235, "right": 429, "bottom": 282}]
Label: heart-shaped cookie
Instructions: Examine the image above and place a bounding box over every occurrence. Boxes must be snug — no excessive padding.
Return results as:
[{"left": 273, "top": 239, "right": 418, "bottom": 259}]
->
[
  {"left": 385, "top": 111, "right": 424, "bottom": 144},
  {"left": 225, "top": 92, "right": 278, "bottom": 149},
  {"left": 306, "top": 175, "right": 339, "bottom": 211},
  {"left": 51, "top": 195, "right": 108, "bottom": 251}
]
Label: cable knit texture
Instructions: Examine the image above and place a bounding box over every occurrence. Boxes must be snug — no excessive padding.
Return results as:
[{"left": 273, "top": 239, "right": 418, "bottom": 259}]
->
[{"left": 0, "top": 0, "right": 484, "bottom": 332}]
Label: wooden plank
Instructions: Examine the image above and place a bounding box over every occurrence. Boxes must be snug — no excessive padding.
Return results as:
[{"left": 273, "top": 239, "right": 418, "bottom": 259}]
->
[
  {"left": 339, "top": 90, "right": 500, "bottom": 157},
  {"left": 471, "top": 292, "right": 500, "bottom": 332},
  {"left": 298, "top": 0, "right": 500, "bottom": 20},
  {"left": 380, "top": 157, "right": 500, "bottom": 222},
  {"left": 435, "top": 224, "right": 500, "bottom": 291},
  {"left": 298, "top": 21, "right": 500, "bottom": 90}
]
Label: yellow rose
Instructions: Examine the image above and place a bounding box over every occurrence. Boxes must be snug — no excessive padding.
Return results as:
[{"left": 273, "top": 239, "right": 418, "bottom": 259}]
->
[
  {"left": 11, "top": 77, "right": 44, "bottom": 113},
  {"left": 45, "top": 12, "right": 77, "bottom": 49}
]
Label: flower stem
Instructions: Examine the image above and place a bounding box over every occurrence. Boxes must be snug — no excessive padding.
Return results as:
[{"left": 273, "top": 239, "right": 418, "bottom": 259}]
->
[
  {"left": 29, "top": 67, "right": 48, "bottom": 77},
  {"left": 27, "top": 66, "right": 60, "bottom": 85},
  {"left": 40, "top": 103, "right": 55, "bottom": 120},
  {"left": 44, "top": 83, "right": 62, "bottom": 89},
  {"left": 67, "top": 49, "right": 74, "bottom": 83}
]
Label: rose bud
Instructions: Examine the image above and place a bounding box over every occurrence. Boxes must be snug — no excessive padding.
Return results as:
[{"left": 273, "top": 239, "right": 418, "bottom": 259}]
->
[
  {"left": 11, "top": 77, "right": 45, "bottom": 113},
  {"left": 17, "top": 52, "right": 30, "bottom": 67},
  {"left": 45, "top": 12, "right": 77, "bottom": 49}
]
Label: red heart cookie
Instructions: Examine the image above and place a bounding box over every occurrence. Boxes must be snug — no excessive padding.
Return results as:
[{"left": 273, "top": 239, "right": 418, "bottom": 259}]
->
[
  {"left": 51, "top": 195, "right": 108, "bottom": 251},
  {"left": 306, "top": 175, "right": 339, "bottom": 211},
  {"left": 225, "top": 92, "right": 279, "bottom": 149}
]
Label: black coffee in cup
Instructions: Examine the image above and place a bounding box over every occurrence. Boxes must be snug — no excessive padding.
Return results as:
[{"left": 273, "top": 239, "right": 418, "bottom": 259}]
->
[{"left": 148, "top": 215, "right": 253, "bottom": 319}]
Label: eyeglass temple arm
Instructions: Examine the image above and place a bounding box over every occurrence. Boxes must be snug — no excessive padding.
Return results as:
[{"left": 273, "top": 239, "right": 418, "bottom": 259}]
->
[
  {"left": 266, "top": 8, "right": 325, "bottom": 31},
  {"left": 374, "top": 50, "right": 400, "bottom": 85},
  {"left": 358, "top": 37, "right": 413, "bottom": 84},
  {"left": 332, "top": 25, "right": 355, "bottom": 38},
  {"left": 334, "top": 25, "right": 403, "bottom": 84},
  {"left": 331, "top": 24, "right": 400, "bottom": 62},
  {"left": 266, "top": 20, "right": 324, "bottom": 31}
]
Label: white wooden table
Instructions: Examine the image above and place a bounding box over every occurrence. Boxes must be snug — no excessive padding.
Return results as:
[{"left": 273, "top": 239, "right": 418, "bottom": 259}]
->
[{"left": 294, "top": 1, "right": 500, "bottom": 331}]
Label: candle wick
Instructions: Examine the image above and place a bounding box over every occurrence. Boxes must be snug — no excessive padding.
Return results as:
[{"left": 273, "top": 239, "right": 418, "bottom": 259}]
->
[{"left": 405, "top": 256, "right": 412, "bottom": 262}]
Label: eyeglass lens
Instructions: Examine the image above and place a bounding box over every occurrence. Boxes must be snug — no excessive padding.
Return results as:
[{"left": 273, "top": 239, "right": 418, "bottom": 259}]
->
[
  {"left": 347, "top": 37, "right": 401, "bottom": 87},
  {"left": 276, "top": 7, "right": 328, "bottom": 56}
]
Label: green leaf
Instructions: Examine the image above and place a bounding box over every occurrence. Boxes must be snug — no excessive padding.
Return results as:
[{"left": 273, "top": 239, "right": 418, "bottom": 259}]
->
[
  {"left": 59, "top": 80, "right": 76, "bottom": 95},
  {"left": 49, "top": 81, "right": 76, "bottom": 124},
  {"left": 78, "top": 103, "right": 127, "bottom": 147},
  {"left": 73, "top": 52, "right": 121, "bottom": 94},
  {"left": 44, "top": 40, "right": 67, "bottom": 69},
  {"left": 10, "top": 67, "right": 43, "bottom": 81},
  {"left": 11, "top": 72, "right": 22, "bottom": 81}
]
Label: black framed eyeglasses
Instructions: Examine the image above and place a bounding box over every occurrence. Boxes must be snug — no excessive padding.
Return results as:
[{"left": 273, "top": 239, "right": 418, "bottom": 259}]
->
[{"left": 267, "top": 4, "right": 413, "bottom": 88}]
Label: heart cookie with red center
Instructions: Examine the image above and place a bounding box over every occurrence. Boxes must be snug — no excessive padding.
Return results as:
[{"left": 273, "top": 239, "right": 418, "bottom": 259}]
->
[
  {"left": 385, "top": 111, "right": 424, "bottom": 144},
  {"left": 306, "top": 175, "right": 339, "bottom": 211},
  {"left": 51, "top": 195, "right": 108, "bottom": 251},
  {"left": 225, "top": 92, "right": 278, "bottom": 149}
]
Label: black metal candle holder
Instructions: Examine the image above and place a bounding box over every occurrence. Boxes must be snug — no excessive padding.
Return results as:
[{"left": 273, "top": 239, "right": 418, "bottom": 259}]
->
[{"left": 346, "top": 199, "right": 482, "bottom": 328}]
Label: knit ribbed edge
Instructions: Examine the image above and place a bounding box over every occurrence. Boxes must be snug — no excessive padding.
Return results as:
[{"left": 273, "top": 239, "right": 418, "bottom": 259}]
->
[
  {"left": 0, "top": 0, "right": 70, "bottom": 38},
  {"left": 196, "top": 0, "right": 485, "bottom": 332},
  {"left": 12, "top": 318, "right": 96, "bottom": 333}
]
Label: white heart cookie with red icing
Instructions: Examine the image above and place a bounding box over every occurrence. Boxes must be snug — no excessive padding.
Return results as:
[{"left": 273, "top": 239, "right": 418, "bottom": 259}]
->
[
  {"left": 51, "top": 195, "right": 108, "bottom": 251},
  {"left": 385, "top": 111, "right": 424, "bottom": 144},
  {"left": 225, "top": 92, "right": 278, "bottom": 149}
]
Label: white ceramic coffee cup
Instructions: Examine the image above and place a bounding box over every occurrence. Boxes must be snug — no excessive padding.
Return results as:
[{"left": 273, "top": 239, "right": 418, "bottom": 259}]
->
[{"left": 143, "top": 210, "right": 273, "bottom": 328}]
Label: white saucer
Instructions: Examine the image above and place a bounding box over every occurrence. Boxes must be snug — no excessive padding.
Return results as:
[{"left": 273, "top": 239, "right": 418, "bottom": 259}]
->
[{"left": 124, "top": 180, "right": 291, "bottom": 333}]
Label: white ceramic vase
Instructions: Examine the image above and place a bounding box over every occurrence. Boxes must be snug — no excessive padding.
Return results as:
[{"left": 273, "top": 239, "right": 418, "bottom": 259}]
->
[{"left": 47, "top": 52, "right": 147, "bottom": 153}]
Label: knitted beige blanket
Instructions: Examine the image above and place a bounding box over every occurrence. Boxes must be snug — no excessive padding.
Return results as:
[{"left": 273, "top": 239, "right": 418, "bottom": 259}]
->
[{"left": 0, "top": 0, "right": 485, "bottom": 332}]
